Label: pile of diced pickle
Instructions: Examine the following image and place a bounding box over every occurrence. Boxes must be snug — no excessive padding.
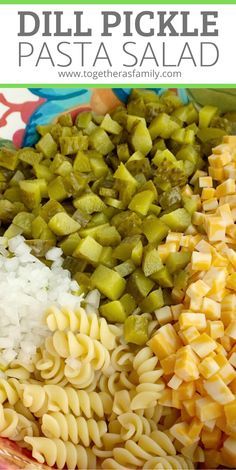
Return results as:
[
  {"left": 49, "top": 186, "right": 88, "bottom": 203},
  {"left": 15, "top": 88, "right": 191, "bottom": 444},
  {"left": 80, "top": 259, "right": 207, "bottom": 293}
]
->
[{"left": 0, "top": 89, "right": 233, "bottom": 343}]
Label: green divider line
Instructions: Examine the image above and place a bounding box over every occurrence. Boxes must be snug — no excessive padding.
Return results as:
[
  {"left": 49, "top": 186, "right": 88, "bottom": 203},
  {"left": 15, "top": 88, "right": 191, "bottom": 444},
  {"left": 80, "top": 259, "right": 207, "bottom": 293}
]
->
[
  {"left": 1, "top": 0, "right": 236, "bottom": 3},
  {"left": 0, "top": 84, "right": 236, "bottom": 88}
]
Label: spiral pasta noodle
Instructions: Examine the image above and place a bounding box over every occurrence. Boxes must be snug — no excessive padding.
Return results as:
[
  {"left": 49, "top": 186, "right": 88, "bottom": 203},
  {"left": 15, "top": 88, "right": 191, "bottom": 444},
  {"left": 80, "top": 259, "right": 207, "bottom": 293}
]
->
[
  {"left": 102, "top": 430, "right": 176, "bottom": 468},
  {"left": 143, "top": 456, "right": 195, "bottom": 469},
  {"left": 0, "top": 403, "right": 38, "bottom": 441},
  {"left": 46, "top": 306, "right": 121, "bottom": 350},
  {"left": 118, "top": 412, "right": 157, "bottom": 441},
  {"left": 52, "top": 331, "right": 111, "bottom": 372},
  {"left": 64, "top": 362, "right": 97, "bottom": 389},
  {"left": 111, "top": 344, "right": 134, "bottom": 372},
  {"left": 41, "top": 412, "right": 107, "bottom": 446},
  {"left": 133, "top": 347, "right": 164, "bottom": 385},
  {"left": 24, "top": 437, "right": 97, "bottom": 469},
  {"left": 0, "top": 378, "right": 23, "bottom": 405}
]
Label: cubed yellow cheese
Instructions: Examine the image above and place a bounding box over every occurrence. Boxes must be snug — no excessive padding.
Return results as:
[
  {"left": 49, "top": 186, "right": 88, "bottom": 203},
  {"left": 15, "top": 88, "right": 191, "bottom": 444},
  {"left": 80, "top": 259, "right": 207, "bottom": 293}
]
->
[
  {"left": 221, "top": 437, "right": 236, "bottom": 468},
  {"left": 170, "top": 422, "right": 193, "bottom": 446},
  {"left": 199, "top": 356, "right": 220, "bottom": 379},
  {"left": 190, "top": 333, "right": 217, "bottom": 358},
  {"left": 216, "top": 179, "right": 236, "bottom": 197},
  {"left": 201, "top": 427, "right": 222, "bottom": 449},
  {"left": 199, "top": 176, "right": 213, "bottom": 188},
  {"left": 187, "top": 280, "right": 211, "bottom": 298},
  {"left": 226, "top": 274, "right": 236, "bottom": 292},
  {"left": 148, "top": 323, "right": 182, "bottom": 360},
  {"left": 202, "top": 297, "right": 221, "bottom": 320},
  {"left": 205, "top": 217, "right": 226, "bottom": 242},
  {"left": 229, "top": 352, "right": 236, "bottom": 367},
  {"left": 203, "top": 198, "right": 218, "bottom": 212},
  {"left": 195, "top": 396, "right": 223, "bottom": 422},
  {"left": 155, "top": 306, "right": 172, "bottom": 325},
  {"left": 179, "top": 312, "right": 206, "bottom": 331},
  {"left": 160, "top": 354, "right": 176, "bottom": 375},
  {"left": 224, "top": 400, "right": 236, "bottom": 432},
  {"left": 168, "top": 374, "right": 183, "bottom": 390},
  {"left": 217, "top": 203, "right": 234, "bottom": 226},
  {"left": 191, "top": 251, "right": 212, "bottom": 271},
  {"left": 206, "top": 320, "right": 224, "bottom": 339},
  {"left": 208, "top": 152, "right": 232, "bottom": 168},
  {"left": 188, "top": 417, "right": 203, "bottom": 441},
  {"left": 201, "top": 188, "right": 216, "bottom": 200},
  {"left": 203, "top": 374, "right": 235, "bottom": 404},
  {"left": 177, "top": 382, "right": 196, "bottom": 400},
  {"left": 181, "top": 326, "right": 201, "bottom": 344},
  {"left": 208, "top": 167, "right": 224, "bottom": 181},
  {"left": 174, "top": 345, "right": 199, "bottom": 382}
]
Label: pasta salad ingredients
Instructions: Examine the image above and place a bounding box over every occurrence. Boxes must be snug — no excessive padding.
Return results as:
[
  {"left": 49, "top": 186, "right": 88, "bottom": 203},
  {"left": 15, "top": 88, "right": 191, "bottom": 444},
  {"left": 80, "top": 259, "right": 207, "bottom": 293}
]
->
[{"left": 0, "top": 90, "right": 233, "bottom": 324}]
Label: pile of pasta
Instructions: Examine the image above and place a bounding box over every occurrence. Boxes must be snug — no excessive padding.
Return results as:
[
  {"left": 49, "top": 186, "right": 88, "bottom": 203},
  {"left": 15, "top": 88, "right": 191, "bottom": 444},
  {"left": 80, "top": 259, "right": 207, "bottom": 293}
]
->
[{"left": 0, "top": 305, "right": 194, "bottom": 470}]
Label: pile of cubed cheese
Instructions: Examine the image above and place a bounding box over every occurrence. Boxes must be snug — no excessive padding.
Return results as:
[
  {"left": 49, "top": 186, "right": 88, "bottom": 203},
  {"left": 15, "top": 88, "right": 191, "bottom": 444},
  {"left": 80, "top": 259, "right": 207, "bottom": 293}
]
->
[{"left": 149, "top": 136, "right": 236, "bottom": 469}]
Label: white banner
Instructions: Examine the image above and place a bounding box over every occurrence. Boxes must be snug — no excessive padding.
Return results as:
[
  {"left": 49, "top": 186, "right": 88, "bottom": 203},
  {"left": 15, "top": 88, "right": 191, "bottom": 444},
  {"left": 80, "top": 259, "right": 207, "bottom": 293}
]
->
[{"left": 0, "top": 4, "right": 234, "bottom": 84}]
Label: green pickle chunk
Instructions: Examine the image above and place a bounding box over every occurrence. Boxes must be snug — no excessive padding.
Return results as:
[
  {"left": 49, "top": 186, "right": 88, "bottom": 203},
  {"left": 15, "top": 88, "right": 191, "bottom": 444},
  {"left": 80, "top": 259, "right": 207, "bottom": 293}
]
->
[{"left": 124, "top": 315, "right": 148, "bottom": 345}]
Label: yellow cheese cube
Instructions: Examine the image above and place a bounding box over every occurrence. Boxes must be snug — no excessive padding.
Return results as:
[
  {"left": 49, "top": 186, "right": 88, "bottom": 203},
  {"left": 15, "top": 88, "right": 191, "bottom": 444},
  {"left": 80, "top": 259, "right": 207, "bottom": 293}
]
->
[
  {"left": 158, "top": 388, "right": 172, "bottom": 407},
  {"left": 229, "top": 352, "right": 236, "bottom": 367},
  {"left": 203, "top": 419, "right": 216, "bottom": 432},
  {"left": 203, "top": 198, "right": 219, "bottom": 212},
  {"left": 148, "top": 323, "right": 182, "bottom": 360},
  {"left": 209, "top": 166, "right": 224, "bottom": 181},
  {"left": 226, "top": 224, "right": 236, "bottom": 239},
  {"left": 195, "top": 239, "right": 212, "bottom": 253},
  {"left": 201, "top": 427, "right": 222, "bottom": 449},
  {"left": 212, "top": 143, "right": 231, "bottom": 154},
  {"left": 181, "top": 326, "right": 201, "bottom": 344},
  {"left": 190, "top": 333, "right": 217, "bottom": 358},
  {"left": 199, "top": 176, "right": 213, "bottom": 188},
  {"left": 223, "top": 135, "right": 236, "bottom": 145},
  {"left": 195, "top": 396, "right": 223, "bottom": 422},
  {"left": 192, "top": 211, "right": 205, "bottom": 225},
  {"left": 219, "top": 362, "right": 236, "bottom": 385},
  {"left": 157, "top": 242, "right": 177, "bottom": 262},
  {"left": 174, "top": 345, "right": 199, "bottom": 382},
  {"left": 226, "top": 274, "right": 236, "bottom": 292},
  {"left": 168, "top": 374, "right": 183, "bottom": 390},
  {"left": 160, "top": 354, "right": 176, "bottom": 375},
  {"left": 221, "top": 437, "right": 236, "bottom": 468},
  {"left": 225, "top": 321, "right": 236, "bottom": 340},
  {"left": 220, "top": 335, "right": 232, "bottom": 352},
  {"left": 216, "top": 179, "right": 236, "bottom": 197},
  {"left": 204, "top": 450, "right": 221, "bottom": 469},
  {"left": 166, "top": 232, "right": 182, "bottom": 249},
  {"left": 179, "top": 312, "right": 206, "bottom": 331},
  {"left": 208, "top": 152, "right": 232, "bottom": 168},
  {"left": 201, "top": 187, "right": 216, "bottom": 200},
  {"left": 205, "top": 217, "right": 226, "bottom": 242},
  {"left": 203, "top": 374, "right": 235, "bottom": 404},
  {"left": 189, "top": 296, "right": 203, "bottom": 313},
  {"left": 206, "top": 320, "right": 224, "bottom": 339},
  {"left": 199, "top": 356, "right": 220, "bottom": 379},
  {"left": 219, "top": 194, "right": 236, "bottom": 208},
  {"left": 171, "top": 303, "right": 184, "bottom": 320},
  {"left": 183, "top": 397, "right": 197, "bottom": 417},
  {"left": 190, "top": 170, "right": 207, "bottom": 184},
  {"left": 188, "top": 417, "right": 203, "bottom": 442},
  {"left": 202, "top": 297, "right": 221, "bottom": 320},
  {"left": 155, "top": 306, "right": 172, "bottom": 325},
  {"left": 224, "top": 400, "right": 236, "bottom": 432},
  {"left": 217, "top": 203, "right": 234, "bottom": 226},
  {"left": 170, "top": 422, "right": 193, "bottom": 446},
  {"left": 224, "top": 164, "right": 236, "bottom": 179},
  {"left": 178, "top": 381, "right": 196, "bottom": 400},
  {"left": 192, "top": 251, "right": 212, "bottom": 271},
  {"left": 181, "top": 442, "right": 198, "bottom": 460},
  {"left": 187, "top": 280, "right": 211, "bottom": 298},
  {"left": 171, "top": 390, "right": 182, "bottom": 410}
]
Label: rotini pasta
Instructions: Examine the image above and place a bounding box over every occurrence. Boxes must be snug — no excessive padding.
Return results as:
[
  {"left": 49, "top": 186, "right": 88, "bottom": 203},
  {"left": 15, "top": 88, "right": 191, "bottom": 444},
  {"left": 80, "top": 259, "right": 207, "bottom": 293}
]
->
[
  {"left": 41, "top": 412, "right": 107, "bottom": 446},
  {"left": 133, "top": 347, "right": 164, "bottom": 384},
  {"left": 46, "top": 306, "right": 121, "bottom": 350},
  {"left": 24, "top": 437, "right": 97, "bottom": 469},
  {"left": 111, "top": 345, "right": 134, "bottom": 372},
  {"left": 143, "top": 455, "right": 195, "bottom": 469},
  {"left": 0, "top": 403, "right": 38, "bottom": 441},
  {"left": 118, "top": 412, "right": 156, "bottom": 441},
  {"left": 64, "top": 362, "right": 96, "bottom": 389},
  {"left": 52, "top": 331, "right": 111, "bottom": 372},
  {"left": 102, "top": 431, "right": 177, "bottom": 468},
  {"left": 35, "top": 347, "right": 66, "bottom": 385},
  {"left": 5, "top": 360, "right": 35, "bottom": 381},
  {"left": 0, "top": 378, "right": 23, "bottom": 405}
]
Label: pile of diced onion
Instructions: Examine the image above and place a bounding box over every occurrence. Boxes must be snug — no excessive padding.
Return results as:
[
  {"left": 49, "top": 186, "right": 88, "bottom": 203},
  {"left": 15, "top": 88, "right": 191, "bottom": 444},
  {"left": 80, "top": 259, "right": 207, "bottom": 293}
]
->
[{"left": 0, "top": 236, "right": 82, "bottom": 367}]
